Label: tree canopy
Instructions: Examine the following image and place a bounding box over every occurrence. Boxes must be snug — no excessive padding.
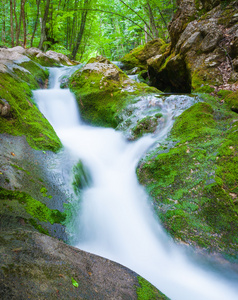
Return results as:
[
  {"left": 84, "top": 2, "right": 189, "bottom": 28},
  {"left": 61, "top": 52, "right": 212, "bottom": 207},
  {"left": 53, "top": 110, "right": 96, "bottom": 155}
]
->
[{"left": 0, "top": 0, "right": 176, "bottom": 61}]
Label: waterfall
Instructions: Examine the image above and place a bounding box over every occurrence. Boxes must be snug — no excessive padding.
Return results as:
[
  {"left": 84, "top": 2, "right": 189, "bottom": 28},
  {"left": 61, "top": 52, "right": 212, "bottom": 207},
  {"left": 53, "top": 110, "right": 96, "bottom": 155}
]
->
[{"left": 33, "top": 67, "right": 238, "bottom": 300}]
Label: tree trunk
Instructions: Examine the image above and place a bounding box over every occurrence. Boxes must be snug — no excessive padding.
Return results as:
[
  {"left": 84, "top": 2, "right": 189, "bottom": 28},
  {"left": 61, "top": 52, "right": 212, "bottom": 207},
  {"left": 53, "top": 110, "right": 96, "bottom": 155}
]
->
[
  {"left": 1, "top": 0, "right": 6, "bottom": 44},
  {"left": 10, "top": 0, "right": 14, "bottom": 47},
  {"left": 38, "top": 0, "right": 51, "bottom": 50},
  {"left": 146, "top": 1, "right": 159, "bottom": 39},
  {"left": 30, "top": 0, "right": 41, "bottom": 47},
  {"left": 13, "top": 0, "right": 19, "bottom": 45},
  {"left": 16, "top": 0, "right": 23, "bottom": 45},
  {"left": 71, "top": 9, "right": 88, "bottom": 60},
  {"left": 71, "top": 0, "right": 90, "bottom": 60},
  {"left": 21, "top": 0, "right": 27, "bottom": 48}
]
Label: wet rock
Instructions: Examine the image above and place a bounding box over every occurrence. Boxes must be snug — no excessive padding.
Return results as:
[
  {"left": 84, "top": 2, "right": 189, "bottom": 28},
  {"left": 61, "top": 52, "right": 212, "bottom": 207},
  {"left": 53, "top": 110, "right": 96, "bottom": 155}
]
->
[
  {"left": 0, "top": 230, "right": 157, "bottom": 300},
  {"left": 0, "top": 99, "right": 11, "bottom": 117}
]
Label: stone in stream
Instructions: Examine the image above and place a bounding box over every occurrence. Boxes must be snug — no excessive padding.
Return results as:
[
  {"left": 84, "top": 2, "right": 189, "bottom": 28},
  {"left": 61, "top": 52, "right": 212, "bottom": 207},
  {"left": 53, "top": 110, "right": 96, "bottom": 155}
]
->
[{"left": 69, "top": 55, "right": 160, "bottom": 128}]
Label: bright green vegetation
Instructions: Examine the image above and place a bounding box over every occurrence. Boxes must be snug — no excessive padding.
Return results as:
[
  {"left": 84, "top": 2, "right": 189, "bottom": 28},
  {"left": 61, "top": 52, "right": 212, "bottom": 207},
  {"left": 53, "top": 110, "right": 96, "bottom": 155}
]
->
[
  {"left": 69, "top": 58, "right": 158, "bottom": 128},
  {"left": 40, "top": 187, "right": 52, "bottom": 199},
  {"left": 136, "top": 276, "right": 170, "bottom": 300},
  {"left": 0, "top": 187, "right": 66, "bottom": 234},
  {"left": 224, "top": 90, "right": 238, "bottom": 113},
  {"left": 13, "top": 60, "right": 49, "bottom": 89},
  {"left": 72, "top": 160, "right": 92, "bottom": 195},
  {"left": 0, "top": 69, "right": 61, "bottom": 152},
  {"left": 0, "top": 0, "right": 176, "bottom": 61},
  {"left": 137, "top": 96, "right": 238, "bottom": 259}
]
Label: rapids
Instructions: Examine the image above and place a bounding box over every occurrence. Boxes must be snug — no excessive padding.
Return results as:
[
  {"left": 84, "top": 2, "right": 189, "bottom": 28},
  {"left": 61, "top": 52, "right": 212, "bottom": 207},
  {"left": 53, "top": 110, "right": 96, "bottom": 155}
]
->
[{"left": 33, "top": 67, "right": 238, "bottom": 300}]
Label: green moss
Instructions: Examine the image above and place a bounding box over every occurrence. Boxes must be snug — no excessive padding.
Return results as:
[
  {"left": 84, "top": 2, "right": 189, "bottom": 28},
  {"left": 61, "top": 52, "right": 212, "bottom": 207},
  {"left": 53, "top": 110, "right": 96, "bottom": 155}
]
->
[
  {"left": 27, "top": 54, "right": 60, "bottom": 67},
  {"left": 121, "top": 39, "right": 167, "bottom": 70},
  {"left": 217, "top": 89, "right": 233, "bottom": 99},
  {"left": 137, "top": 95, "right": 238, "bottom": 258},
  {"left": 191, "top": 71, "right": 215, "bottom": 93},
  {"left": 170, "top": 102, "right": 216, "bottom": 141},
  {"left": 0, "top": 72, "right": 61, "bottom": 151},
  {"left": 40, "top": 187, "right": 52, "bottom": 199},
  {"left": 12, "top": 60, "right": 48, "bottom": 90},
  {"left": 136, "top": 276, "right": 170, "bottom": 300},
  {"left": 69, "top": 60, "right": 159, "bottom": 128},
  {"left": 72, "top": 160, "right": 92, "bottom": 195},
  {"left": 132, "top": 115, "right": 162, "bottom": 139},
  {"left": 224, "top": 90, "right": 238, "bottom": 113},
  {"left": 11, "top": 164, "right": 30, "bottom": 175},
  {"left": 29, "top": 218, "right": 49, "bottom": 235},
  {"left": 121, "top": 45, "right": 145, "bottom": 69},
  {"left": 0, "top": 187, "right": 66, "bottom": 225}
]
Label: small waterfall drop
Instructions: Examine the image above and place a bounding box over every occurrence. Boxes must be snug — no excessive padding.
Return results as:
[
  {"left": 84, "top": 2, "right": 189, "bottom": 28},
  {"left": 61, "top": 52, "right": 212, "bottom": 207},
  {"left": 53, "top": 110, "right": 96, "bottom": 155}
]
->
[{"left": 33, "top": 67, "right": 238, "bottom": 300}]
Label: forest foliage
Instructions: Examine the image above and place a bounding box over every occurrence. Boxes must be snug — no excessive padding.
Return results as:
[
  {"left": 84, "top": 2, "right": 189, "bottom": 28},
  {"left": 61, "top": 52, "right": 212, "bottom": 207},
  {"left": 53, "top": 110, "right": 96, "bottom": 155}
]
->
[{"left": 0, "top": 0, "right": 176, "bottom": 61}]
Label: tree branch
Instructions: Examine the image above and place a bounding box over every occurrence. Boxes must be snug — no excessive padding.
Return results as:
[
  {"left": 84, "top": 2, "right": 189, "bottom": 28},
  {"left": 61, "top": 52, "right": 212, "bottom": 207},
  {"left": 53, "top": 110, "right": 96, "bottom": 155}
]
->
[
  {"left": 118, "top": 0, "right": 153, "bottom": 36},
  {"left": 74, "top": 8, "right": 154, "bottom": 40}
]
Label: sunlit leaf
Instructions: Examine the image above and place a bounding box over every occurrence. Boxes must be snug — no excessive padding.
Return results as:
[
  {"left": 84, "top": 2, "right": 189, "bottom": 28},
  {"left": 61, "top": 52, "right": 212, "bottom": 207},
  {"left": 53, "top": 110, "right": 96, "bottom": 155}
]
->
[{"left": 71, "top": 277, "right": 79, "bottom": 288}]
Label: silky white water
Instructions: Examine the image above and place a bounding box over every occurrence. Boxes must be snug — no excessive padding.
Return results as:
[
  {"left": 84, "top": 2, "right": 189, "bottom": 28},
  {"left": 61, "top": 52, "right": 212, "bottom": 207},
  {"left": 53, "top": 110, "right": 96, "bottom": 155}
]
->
[{"left": 34, "top": 67, "right": 238, "bottom": 300}]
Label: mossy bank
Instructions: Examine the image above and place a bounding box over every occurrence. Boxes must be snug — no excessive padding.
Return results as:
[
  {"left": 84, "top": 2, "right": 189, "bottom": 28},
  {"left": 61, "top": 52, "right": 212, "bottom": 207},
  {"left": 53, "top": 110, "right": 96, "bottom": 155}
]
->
[{"left": 137, "top": 94, "right": 238, "bottom": 261}]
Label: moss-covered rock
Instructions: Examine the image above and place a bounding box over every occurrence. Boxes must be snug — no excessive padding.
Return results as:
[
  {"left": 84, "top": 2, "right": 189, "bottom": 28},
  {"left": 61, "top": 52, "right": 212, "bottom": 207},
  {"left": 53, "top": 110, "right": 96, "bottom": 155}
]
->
[
  {"left": 224, "top": 90, "right": 238, "bottom": 113},
  {"left": 69, "top": 56, "right": 159, "bottom": 128},
  {"left": 0, "top": 187, "right": 66, "bottom": 234},
  {"left": 0, "top": 60, "right": 61, "bottom": 152},
  {"left": 131, "top": 114, "right": 162, "bottom": 139},
  {"left": 137, "top": 96, "right": 238, "bottom": 260},
  {"left": 26, "top": 47, "right": 76, "bottom": 67},
  {"left": 136, "top": 276, "right": 170, "bottom": 300},
  {"left": 121, "top": 39, "right": 169, "bottom": 71}
]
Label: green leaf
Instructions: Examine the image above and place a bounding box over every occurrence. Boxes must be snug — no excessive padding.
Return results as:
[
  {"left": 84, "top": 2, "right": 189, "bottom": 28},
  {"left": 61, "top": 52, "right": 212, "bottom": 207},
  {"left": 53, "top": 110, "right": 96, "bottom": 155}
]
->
[{"left": 71, "top": 277, "right": 79, "bottom": 288}]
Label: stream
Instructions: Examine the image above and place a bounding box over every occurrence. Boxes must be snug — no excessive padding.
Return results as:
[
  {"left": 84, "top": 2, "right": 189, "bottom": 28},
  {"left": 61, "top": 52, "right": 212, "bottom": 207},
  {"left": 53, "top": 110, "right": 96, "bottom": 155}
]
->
[{"left": 34, "top": 67, "right": 238, "bottom": 300}]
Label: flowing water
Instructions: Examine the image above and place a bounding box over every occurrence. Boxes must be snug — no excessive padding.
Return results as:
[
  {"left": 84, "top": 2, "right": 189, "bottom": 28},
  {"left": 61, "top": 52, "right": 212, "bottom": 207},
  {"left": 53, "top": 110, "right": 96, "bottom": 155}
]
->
[{"left": 34, "top": 67, "right": 238, "bottom": 300}]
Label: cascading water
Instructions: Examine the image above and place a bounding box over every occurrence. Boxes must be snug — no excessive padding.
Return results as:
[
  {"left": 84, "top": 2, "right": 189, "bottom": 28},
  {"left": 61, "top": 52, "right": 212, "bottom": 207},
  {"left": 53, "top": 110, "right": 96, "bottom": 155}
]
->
[{"left": 34, "top": 67, "right": 238, "bottom": 300}]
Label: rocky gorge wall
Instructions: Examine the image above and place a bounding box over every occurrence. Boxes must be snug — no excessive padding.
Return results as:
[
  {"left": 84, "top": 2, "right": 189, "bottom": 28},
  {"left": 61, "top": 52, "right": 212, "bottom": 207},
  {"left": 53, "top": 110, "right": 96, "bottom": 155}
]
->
[{"left": 122, "top": 0, "right": 238, "bottom": 99}]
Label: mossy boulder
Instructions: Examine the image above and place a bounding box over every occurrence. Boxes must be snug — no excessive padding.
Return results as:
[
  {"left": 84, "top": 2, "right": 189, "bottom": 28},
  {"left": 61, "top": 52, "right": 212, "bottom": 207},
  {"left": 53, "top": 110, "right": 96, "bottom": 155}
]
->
[
  {"left": 69, "top": 56, "right": 159, "bottom": 128},
  {"left": 137, "top": 96, "right": 238, "bottom": 260},
  {"left": 131, "top": 114, "right": 163, "bottom": 140},
  {"left": 121, "top": 39, "right": 169, "bottom": 71},
  {"left": 26, "top": 47, "right": 76, "bottom": 67},
  {"left": 224, "top": 90, "right": 238, "bottom": 113},
  {"left": 0, "top": 51, "right": 61, "bottom": 152}
]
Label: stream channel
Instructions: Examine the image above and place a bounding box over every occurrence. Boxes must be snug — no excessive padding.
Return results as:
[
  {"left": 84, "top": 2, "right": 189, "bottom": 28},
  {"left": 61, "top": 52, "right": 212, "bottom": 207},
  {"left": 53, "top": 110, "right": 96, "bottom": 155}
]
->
[{"left": 33, "top": 67, "right": 238, "bottom": 300}]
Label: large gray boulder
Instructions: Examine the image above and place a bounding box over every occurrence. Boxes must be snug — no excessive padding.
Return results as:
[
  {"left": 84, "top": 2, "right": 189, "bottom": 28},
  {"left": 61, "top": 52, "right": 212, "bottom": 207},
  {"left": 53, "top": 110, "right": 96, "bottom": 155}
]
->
[{"left": 0, "top": 230, "right": 168, "bottom": 299}]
